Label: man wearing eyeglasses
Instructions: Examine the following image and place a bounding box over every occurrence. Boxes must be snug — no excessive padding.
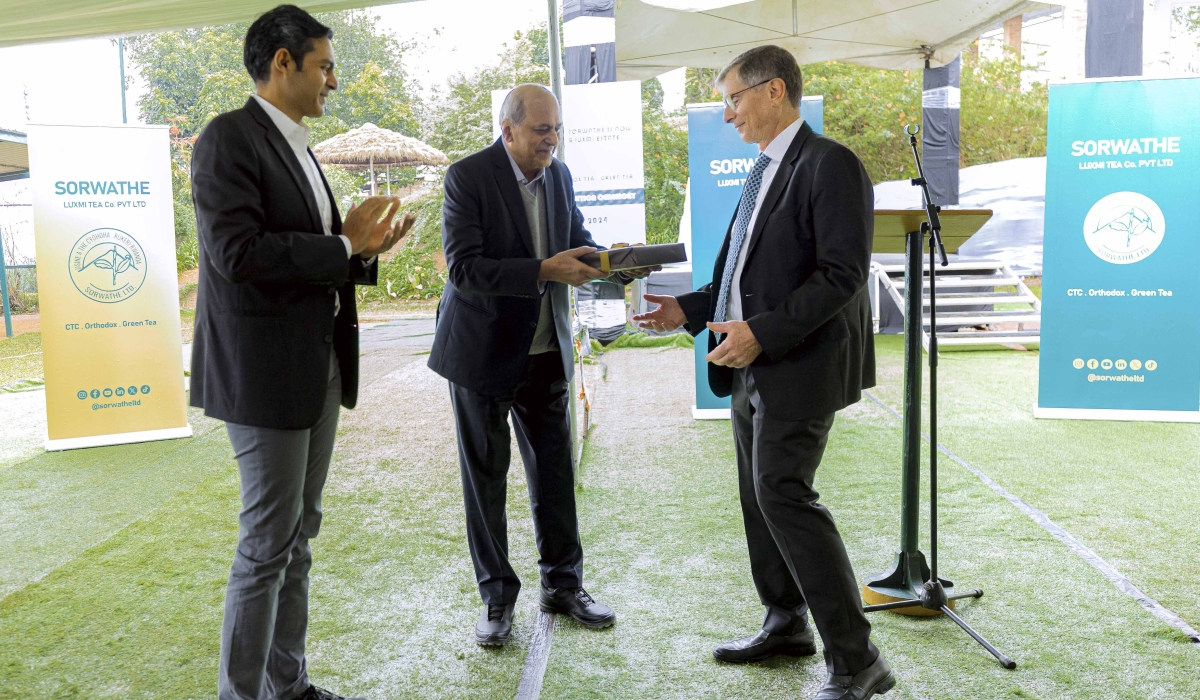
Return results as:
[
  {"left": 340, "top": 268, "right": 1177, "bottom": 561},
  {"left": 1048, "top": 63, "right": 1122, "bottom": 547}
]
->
[
  {"left": 430, "top": 83, "right": 653, "bottom": 647},
  {"left": 634, "top": 46, "right": 891, "bottom": 699}
]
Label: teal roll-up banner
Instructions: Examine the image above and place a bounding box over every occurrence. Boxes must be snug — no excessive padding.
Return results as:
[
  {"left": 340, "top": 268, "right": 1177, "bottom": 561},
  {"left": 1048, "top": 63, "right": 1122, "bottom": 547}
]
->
[
  {"left": 1036, "top": 77, "right": 1200, "bottom": 421},
  {"left": 686, "top": 98, "right": 822, "bottom": 416}
]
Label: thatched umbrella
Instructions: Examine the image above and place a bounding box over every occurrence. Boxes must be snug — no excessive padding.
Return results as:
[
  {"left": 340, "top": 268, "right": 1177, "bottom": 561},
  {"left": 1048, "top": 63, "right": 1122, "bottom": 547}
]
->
[{"left": 313, "top": 123, "right": 450, "bottom": 195}]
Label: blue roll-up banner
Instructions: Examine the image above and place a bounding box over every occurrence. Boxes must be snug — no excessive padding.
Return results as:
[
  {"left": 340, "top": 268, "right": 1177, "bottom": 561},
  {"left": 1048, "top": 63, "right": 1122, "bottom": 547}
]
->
[
  {"left": 1036, "top": 77, "right": 1200, "bottom": 421},
  {"left": 687, "top": 98, "right": 823, "bottom": 417}
]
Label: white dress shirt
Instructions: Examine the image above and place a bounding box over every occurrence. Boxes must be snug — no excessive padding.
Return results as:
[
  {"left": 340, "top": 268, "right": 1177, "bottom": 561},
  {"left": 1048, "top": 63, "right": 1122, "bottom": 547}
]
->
[
  {"left": 252, "top": 95, "right": 352, "bottom": 259},
  {"left": 727, "top": 117, "right": 804, "bottom": 322}
]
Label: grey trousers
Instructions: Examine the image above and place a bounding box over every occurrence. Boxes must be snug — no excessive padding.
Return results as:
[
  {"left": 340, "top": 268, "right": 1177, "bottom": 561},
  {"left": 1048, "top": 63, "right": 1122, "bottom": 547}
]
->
[{"left": 219, "top": 356, "right": 341, "bottom": 700}]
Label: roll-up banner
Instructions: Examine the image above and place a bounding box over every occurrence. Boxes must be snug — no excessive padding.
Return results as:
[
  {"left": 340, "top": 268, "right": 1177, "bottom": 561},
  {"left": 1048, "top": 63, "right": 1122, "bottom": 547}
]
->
[
  {"left": 28, "top": 124, "right": 190, "bottom": 450},
  {"left": 1036, "top": 77, "right": 1200, "bottom": 421},
  {"left": 686, "top": 99, "right": 823, "bottom": 418},
  {"left": 491, "top": 81, "right": 645, "bottom": 247}
]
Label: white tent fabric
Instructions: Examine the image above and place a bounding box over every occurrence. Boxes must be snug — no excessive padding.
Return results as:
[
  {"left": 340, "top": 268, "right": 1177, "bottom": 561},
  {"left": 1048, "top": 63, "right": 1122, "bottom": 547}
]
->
[
  {"left": 874, "top": 156, "right": 1046, "bottom": 274},
  {"left": 0, "top": 0, "right": 418, "bottom": 48},
  {"left": 615, "top": 0, "right": 1051, "bottom": 80}
]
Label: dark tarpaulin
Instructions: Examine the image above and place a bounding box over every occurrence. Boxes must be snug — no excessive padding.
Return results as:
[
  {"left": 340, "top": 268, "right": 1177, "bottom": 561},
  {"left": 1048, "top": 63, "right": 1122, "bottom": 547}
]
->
[
  {"left": 565, "top": 45, "right": 593, "bottom": 85},
  {"left": 922, "top": 55, "right": 961, "bottom": 207},
  {"left": 1086, "top": 0, "right": 1143, "bottom": 78}
]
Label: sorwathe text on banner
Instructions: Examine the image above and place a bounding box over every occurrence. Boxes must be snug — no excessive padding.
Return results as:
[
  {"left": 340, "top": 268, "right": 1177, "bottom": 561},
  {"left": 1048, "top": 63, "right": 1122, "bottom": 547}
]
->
[
  {"left": 1036, "top": 77, "right": 1200, "bottom": 421},
  {"left": 29, "top": 124, "right": 190, "bottom": 450}
]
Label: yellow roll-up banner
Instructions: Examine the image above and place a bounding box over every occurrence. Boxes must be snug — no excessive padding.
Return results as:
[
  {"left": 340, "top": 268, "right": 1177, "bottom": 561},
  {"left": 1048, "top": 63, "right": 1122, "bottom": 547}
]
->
[{"left": 29, "top": 124, "right": 190, "bottom": 451}]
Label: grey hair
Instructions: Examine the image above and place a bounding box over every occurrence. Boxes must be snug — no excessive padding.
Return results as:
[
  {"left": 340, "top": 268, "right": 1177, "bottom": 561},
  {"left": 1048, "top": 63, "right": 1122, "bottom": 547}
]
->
[
  {"left": 716, "top": 45, "right": 803, "bottom": 108},
  {"left": 500, "top": 83, "right": 557, "bottom": 126}
]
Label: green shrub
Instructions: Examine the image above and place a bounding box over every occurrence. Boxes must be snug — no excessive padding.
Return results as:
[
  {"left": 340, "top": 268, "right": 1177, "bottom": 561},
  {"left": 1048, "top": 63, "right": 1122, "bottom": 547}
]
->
[{"left": 357, "top": 188, "right": 447, "bottom": 303}]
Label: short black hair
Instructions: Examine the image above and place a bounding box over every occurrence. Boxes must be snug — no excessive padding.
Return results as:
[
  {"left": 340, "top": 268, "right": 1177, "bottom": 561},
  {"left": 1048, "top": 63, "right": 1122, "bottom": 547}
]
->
[
  {"left": 717, "top": 45, "right": 803, "bottom": 108},
  {"left": 243, "top": 5, "right": 333, "bottom": 83}
]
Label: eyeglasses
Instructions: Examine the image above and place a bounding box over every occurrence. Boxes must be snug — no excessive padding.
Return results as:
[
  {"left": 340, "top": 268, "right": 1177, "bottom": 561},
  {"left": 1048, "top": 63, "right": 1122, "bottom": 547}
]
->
[{"left": 723, "top": 79, "right": 772, "bottom": 110}]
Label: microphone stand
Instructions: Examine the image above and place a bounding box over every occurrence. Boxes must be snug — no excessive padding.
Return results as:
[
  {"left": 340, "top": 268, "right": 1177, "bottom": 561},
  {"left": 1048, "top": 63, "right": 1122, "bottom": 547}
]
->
[{"left": 862, "top": 124, "right": 1016, "bottom": 670}]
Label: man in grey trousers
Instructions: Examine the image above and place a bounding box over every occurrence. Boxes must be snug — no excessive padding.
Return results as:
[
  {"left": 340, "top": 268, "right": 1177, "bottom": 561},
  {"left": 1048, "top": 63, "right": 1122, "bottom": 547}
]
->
[{"left": 189, "top": 6, "right": 411, "bottom": 700}]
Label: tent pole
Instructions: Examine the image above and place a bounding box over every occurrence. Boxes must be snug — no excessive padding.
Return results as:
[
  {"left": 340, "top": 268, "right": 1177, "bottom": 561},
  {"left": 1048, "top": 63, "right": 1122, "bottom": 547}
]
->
[
  {"left": 370, "top": 155, "right": 376, "bottom": 196},
  {"left": 386, "top": 163, "right": 391, "bottom": 195},
  {"left": 547, "top": 0, "right": 564, "bottom": 164},
  {"left": 118, "top": 38, "right": 128, "bottom": 124}
]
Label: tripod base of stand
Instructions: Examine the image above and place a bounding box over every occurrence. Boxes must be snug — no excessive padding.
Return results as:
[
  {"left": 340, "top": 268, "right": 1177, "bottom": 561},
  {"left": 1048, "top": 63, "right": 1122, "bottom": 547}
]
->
[
  {"left": 862, "top": 550, "right": 953, "bottom": 617},
  {"left": 862, "top": 583, "right": 954, "bottom": 617}
]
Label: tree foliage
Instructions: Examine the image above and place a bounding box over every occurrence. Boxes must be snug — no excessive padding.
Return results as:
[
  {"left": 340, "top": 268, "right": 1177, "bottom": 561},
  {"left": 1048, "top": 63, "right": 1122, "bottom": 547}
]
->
[
  {"left": 684, "top": 67, "right": 722, "bottom": 105},
  {"left": 420, "top": 28, "right": 551, "bottom": 162},
  {"left": 126, "top": 10, "right": 420, "bottom": 139},
  {"left": 642, "top": 80, "right": 687, "bottom": 245},
  {"left": 807, "top": 51, "right": 1046, "bottom": 182},
  {"left": 125, "top": 10, "right": 421, "bottom": 273},
  {"left": 959, "top": 49, "right": 1048, "bottom": 169}
]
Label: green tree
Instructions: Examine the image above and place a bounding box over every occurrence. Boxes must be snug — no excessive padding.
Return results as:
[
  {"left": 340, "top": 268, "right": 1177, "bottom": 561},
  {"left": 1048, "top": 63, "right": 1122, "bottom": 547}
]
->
[
  {"left": 642, "top": 79, "right": 688, "bottom": 245},
  {"left": 959, "top": 49, "right": 1048, "bottom": 168},
  {"left": 684, "top": 67, "right": 722, "bottom": 105},
  {"left": 126, "top": 10, "right": 419, "bottom": 139},
  {"left": 421, "top": 28, "right": 550, "bottom": 162},
  {"left": 125, "top": 9, "right": 421, "bottom": 273}
]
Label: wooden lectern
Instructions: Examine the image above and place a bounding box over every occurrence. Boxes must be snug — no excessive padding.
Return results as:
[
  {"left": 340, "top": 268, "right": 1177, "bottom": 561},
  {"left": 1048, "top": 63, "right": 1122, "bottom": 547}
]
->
[{"left": 862, "top": 209, "right": 993, "bottom": 616}]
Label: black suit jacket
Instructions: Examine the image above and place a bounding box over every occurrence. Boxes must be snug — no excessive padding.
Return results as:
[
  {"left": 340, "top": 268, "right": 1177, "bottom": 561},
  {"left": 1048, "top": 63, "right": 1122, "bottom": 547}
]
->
[
  {"left": 189, "top": 97, "right": 377, "bottom": 429},
  {"left": 678, "top": 121, "right": 876, "bottom": 421},
  {"left": 428, "top": 138, "right": 609, "bottom": 396}
]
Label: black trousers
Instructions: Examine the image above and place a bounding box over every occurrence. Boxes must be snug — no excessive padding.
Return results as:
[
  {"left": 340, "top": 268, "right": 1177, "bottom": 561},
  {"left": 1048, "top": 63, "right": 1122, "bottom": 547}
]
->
[
  {"left": 448, "top": 351, "right": 583, "bottom": 605},
  {"left": 731, "top": 367, "right": 878, "bottom": 676}
]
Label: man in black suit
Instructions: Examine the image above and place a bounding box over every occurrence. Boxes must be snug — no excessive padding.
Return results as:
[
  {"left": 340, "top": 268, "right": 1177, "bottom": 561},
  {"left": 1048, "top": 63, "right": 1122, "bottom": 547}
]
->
[
  {"left": 634, "top": 46, "right": 894, "bottom": 700},
  {"left": 190, "top": 6, "right": 411, "bottom": 700},
  {"left": 429, "top": 84, "right": 652, "bottom": 646}
]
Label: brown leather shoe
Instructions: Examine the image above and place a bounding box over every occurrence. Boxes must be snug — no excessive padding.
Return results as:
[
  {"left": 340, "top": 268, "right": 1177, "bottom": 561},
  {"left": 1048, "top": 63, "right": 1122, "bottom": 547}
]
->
[
  {"left": 813, "top": 654, "right": 895, "bottom": 700},
  {"left": 713, "top": 627, "right": 817, "bottom": 663}
]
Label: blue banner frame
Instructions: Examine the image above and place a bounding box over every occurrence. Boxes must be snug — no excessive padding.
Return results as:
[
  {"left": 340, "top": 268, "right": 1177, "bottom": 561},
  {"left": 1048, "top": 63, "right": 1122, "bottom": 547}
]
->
[{"left": 1037, "top": 77, "right": 1200, "bottom": 420}]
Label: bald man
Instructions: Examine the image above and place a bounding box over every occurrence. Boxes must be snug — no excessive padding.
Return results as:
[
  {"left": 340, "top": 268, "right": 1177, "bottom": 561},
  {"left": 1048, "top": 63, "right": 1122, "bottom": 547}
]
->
[{"left": 428, "top": 84, "right": 652, "bottom": 645}]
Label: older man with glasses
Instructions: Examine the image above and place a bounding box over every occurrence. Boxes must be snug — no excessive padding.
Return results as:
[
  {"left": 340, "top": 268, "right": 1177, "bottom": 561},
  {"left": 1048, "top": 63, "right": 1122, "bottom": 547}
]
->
[
  {"left": 429, "top": 83, "right": 655, "bottom": 647},
  {"left": 634, "top": 45, "right": 893, "bottom": 700}
]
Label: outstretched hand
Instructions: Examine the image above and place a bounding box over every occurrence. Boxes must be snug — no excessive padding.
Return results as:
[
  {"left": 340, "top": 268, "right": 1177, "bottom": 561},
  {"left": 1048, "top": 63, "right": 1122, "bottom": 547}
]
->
[
  {"left": 632, "top": 294, "right": 686, "bottom": 333},
  {"left": 705, "top": 321, "right": 762, "bottom": 368}
]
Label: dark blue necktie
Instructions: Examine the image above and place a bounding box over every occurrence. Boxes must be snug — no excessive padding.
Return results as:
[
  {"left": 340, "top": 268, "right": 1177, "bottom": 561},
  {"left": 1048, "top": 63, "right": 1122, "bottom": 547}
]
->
[{"left": 714, "top": 153, "right": 772, "bottom": 326}]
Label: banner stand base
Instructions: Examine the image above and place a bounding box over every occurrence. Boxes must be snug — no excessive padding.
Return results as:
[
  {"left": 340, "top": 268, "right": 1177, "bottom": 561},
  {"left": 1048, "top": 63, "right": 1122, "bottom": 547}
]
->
[
  {"left": 692, "top": 406, "right": 731, "bottom": 420},
  {"left": 45, "top": 425, "right": 193, "bottom": 452},
  {"left": 1033, "top": 405, "right": 1200, "bottom": 423}
]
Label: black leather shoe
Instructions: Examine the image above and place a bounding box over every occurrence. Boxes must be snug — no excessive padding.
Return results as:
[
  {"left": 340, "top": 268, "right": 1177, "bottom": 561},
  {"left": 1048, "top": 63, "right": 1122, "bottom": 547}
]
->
[
  {"left": 297, "top": 685, "right": 365, "bottom": 700},
  {"left": 712, "top": 627, "right": 817, "bottom": 663},
  {"left": 813, "top": 654, "right": 895, "bottom": 700},
  {"left": 539, "top": 586, "right": 616, "bottom": 628},
  {"left": 475, "top": 603, "right": 515, "bottom": 646}
]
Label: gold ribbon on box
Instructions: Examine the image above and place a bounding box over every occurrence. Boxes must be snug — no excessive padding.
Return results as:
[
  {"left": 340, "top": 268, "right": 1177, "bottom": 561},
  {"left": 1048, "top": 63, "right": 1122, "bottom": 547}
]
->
[{"left": 597, "top": 242, "right": 643, "bottom": 273}]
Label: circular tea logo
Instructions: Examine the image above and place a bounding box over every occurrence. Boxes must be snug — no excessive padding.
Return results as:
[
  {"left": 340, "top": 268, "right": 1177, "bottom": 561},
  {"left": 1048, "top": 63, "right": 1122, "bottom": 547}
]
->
[
  {"left": 68, "top": 228, "right": 147, "bottom": 303},
  {"left": 1082, "top": 191, "right": 1165, "bottom": 265}
]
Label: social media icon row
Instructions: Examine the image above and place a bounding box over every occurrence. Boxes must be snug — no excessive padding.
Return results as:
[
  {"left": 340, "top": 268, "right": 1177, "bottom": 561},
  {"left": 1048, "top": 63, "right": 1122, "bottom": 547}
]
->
[
  {"left": 77, "top": 385, "right": 151, "bottom": 400},
  {"left": 1072, "top": 358, "right": 1156, "bottom": 371}
]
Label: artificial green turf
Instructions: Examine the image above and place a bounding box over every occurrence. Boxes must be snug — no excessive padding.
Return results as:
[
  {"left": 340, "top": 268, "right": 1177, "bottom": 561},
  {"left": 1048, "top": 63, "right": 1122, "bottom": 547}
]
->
[
  {"left": 868, "top": 336, "right": 1200, "bottom": 638},
  {"left": 1, "top": 342, "right": 1197, "bottom": 699},
  {"left": 538, "top": 348, "right": 1199, "bottom": 699},
  {"left": 0, "top": 353, "right": 534, "bottom": 698},
  {"left": 0, "top": 331, "right": 43, "bottom": 388}
]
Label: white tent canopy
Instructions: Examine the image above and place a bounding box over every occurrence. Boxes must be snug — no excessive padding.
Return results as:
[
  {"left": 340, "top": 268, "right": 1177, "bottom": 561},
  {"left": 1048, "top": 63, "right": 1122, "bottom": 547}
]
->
[
  {"left": 615, "top": 0, "right": 1051, "bottom": 80},
  {"left": 0, "top": 0, "right": 419, "bottom": 49}
]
